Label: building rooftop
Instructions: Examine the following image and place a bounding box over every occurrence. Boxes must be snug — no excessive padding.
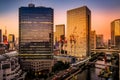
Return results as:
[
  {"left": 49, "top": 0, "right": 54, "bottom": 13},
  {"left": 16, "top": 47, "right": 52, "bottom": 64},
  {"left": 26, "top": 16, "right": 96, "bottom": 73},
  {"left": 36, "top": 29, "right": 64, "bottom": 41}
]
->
[
  {"left": 112, "top": 19, "right": 120, "bottom": 22},
  {"left": 0, "top": 55, "right": 7, "bottom": 61},
  {"left": 5, "top": 51, "right": 18, "bottom": 57},
  {"left": 19, "top": 3, "right": 53, "bottom": 9},
  {"left": 0, "top": 51, "right": 18, "bottom": 62},
  {"left": 67, "top": 6, "right": 90, "bottom": 12}
]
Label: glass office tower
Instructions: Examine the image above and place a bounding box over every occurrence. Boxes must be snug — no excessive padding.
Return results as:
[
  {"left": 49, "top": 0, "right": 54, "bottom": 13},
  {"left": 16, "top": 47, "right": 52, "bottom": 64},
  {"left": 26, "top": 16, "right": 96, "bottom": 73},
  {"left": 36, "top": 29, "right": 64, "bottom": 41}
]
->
[
  {"left": 19, "top": 4, "right": 54, "bottom": 74},
  {"left": 67, "top": 6, "right": 91, "bottom": 58},
  {"left": 111, "top": 19, "right": 120, "bottom": 49}
]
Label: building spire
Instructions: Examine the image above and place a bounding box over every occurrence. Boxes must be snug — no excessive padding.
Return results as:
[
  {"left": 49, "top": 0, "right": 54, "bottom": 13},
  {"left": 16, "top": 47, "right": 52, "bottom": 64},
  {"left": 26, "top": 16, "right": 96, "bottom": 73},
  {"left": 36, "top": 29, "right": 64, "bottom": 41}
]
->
[{"left": 5, "top": 26, "right": 7, "bottom": 36}]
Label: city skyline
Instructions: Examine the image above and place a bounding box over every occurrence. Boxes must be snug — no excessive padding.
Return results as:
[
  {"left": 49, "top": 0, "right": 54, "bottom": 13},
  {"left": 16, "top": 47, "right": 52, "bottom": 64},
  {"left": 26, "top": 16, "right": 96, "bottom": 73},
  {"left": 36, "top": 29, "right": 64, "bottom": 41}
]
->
[
  {"left": 19, "top": 4, "right": 54, "bottom": 74},
  {"left": 0, "top": 0, "right": 120, "bottom": 41}
]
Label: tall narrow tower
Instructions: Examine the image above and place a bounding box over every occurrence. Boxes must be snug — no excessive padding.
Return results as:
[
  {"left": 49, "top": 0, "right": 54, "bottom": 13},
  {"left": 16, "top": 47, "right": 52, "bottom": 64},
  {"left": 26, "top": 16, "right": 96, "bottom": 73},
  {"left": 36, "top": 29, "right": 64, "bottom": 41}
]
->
[
  {"left": 3, "top": 27, "right": 8, "bottom": 44},
  {"left": 67, "top": 6, "right": 91, "bottom": 58}
]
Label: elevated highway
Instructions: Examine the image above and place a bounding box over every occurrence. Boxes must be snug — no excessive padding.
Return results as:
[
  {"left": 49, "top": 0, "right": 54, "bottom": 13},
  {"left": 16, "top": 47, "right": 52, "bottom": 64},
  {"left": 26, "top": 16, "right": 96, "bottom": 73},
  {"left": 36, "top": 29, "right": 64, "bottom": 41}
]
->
[{"left": 91, "top": 49, "right": 120, "bottom": 53}]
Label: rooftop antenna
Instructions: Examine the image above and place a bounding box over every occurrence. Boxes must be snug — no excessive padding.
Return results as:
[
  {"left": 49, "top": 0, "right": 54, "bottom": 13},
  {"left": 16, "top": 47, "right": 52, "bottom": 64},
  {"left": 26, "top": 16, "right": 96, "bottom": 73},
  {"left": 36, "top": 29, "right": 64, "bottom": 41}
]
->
[{"left": 28, "top": 0, "right": 35, "bottom": 7}]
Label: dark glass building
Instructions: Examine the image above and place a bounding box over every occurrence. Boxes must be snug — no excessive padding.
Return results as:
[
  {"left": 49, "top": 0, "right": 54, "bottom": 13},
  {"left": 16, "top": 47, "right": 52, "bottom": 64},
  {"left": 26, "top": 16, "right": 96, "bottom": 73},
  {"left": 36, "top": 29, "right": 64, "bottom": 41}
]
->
[
  {"left": 19, "top": 4, "right": 54, "bottom": 74},
  {"left": 111, "top": 19, "right": 120, "bottom": 49}
]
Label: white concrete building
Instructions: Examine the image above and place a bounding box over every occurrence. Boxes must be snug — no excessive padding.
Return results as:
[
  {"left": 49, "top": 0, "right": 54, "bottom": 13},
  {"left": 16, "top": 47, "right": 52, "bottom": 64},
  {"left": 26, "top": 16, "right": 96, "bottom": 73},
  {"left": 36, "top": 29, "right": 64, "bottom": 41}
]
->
[{"left": 0, "top": 51, "right": 26, "bottom": 80}]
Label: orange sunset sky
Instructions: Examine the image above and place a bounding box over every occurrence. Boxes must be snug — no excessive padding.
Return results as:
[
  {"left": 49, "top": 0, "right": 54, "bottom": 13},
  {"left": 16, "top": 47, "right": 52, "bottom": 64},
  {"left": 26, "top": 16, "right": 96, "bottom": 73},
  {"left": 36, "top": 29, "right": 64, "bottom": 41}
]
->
[{"left": 0, "top": 0, "right": 120, "bottom": 41}]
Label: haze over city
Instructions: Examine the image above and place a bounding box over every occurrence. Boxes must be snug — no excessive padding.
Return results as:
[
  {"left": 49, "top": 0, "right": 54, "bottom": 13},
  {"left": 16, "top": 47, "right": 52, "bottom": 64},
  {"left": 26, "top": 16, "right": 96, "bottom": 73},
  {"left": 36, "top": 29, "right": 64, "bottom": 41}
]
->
[
  {"left": 0, "top": 0, "right": 120, "bottom": 80},
  {"left": 0, "top": 0, "right": 120, "bottom": 41}
]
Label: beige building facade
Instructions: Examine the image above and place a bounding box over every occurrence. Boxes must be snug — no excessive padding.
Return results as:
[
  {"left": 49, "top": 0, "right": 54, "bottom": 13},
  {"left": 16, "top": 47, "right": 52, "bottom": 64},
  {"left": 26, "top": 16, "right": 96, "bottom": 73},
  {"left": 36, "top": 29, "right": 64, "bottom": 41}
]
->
[
  {"left": 54, "top": 24, "right": 65, "bottom": 42},
  {"left": 67, "top": 6, "right": 91, "bottom": 58}
]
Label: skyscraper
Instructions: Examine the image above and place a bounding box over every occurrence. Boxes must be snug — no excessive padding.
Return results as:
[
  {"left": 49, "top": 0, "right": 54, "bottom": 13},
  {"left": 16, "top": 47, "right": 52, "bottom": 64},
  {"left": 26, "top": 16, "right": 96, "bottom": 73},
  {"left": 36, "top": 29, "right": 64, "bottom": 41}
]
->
[
  {"left": 54, "top": 24, "right": 65, "bottom": 42},
  {"left": 8, "top": 34, "right": 15, "bottom": 50},
  {"left": 111, "top": 19, "right": 120, "bottom": 49},
  {"left": 91, "top": 30, "right": 96, "bottom": 49},
  {"left": 54, "top": 24, "right": 65, "bottom": 51},
  {"left": 67, "top": 6, "right": 91, "bottom": 58},
  {"left": 3, "top": 28, "right": 8, "bottom": 44},
  {"left": 96, "top": 34, "right": 104, "bottom": 48},
  {"left": 19, "top": 4, "right": 54, "bottom": 75}
]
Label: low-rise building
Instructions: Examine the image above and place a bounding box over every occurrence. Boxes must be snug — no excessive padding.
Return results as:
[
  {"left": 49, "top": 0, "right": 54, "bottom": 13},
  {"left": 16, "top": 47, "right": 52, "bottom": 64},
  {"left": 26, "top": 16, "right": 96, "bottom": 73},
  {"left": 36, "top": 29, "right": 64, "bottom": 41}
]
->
[{"left": 0, "top": 51, "right": 26, "bottom": 80}]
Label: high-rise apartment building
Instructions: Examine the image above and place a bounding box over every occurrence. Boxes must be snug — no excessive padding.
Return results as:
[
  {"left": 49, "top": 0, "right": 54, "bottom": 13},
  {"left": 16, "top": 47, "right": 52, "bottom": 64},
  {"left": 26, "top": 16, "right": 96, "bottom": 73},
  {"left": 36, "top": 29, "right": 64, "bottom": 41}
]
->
[
  {"left": 91, "top": 30, "right": 96, "bottom": 49},
  {"left": 67, "top": 6, "right": 91, "bottom": 58},
  {"left": 111, "top": 19, "right": 120, "bottom": 49},
  {"left": 54, "top": 24, "right": 65, "bottom": 42},
  {"left": 96, "top": 34, "right": 104, "bottom": 48},
  {"left": 19, "top": 4, "right": 54, "bottom": 74}
]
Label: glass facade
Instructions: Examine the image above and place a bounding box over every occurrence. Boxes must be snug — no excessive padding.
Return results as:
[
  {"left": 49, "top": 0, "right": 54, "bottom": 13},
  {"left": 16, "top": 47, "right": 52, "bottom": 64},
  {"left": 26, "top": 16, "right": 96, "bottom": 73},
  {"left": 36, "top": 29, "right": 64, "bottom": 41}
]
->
[
  {"left": 19, "top": 5, "right": 53, "bottom": 55},
  {"left": 111, "top": 19, "right": 120, "bottom": 49},
  {"left": 19, "top": 4, "right": 54, "bottom": 73},
  {"left": 67, "top": 6, "right": 91, "bottom": 58}
]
